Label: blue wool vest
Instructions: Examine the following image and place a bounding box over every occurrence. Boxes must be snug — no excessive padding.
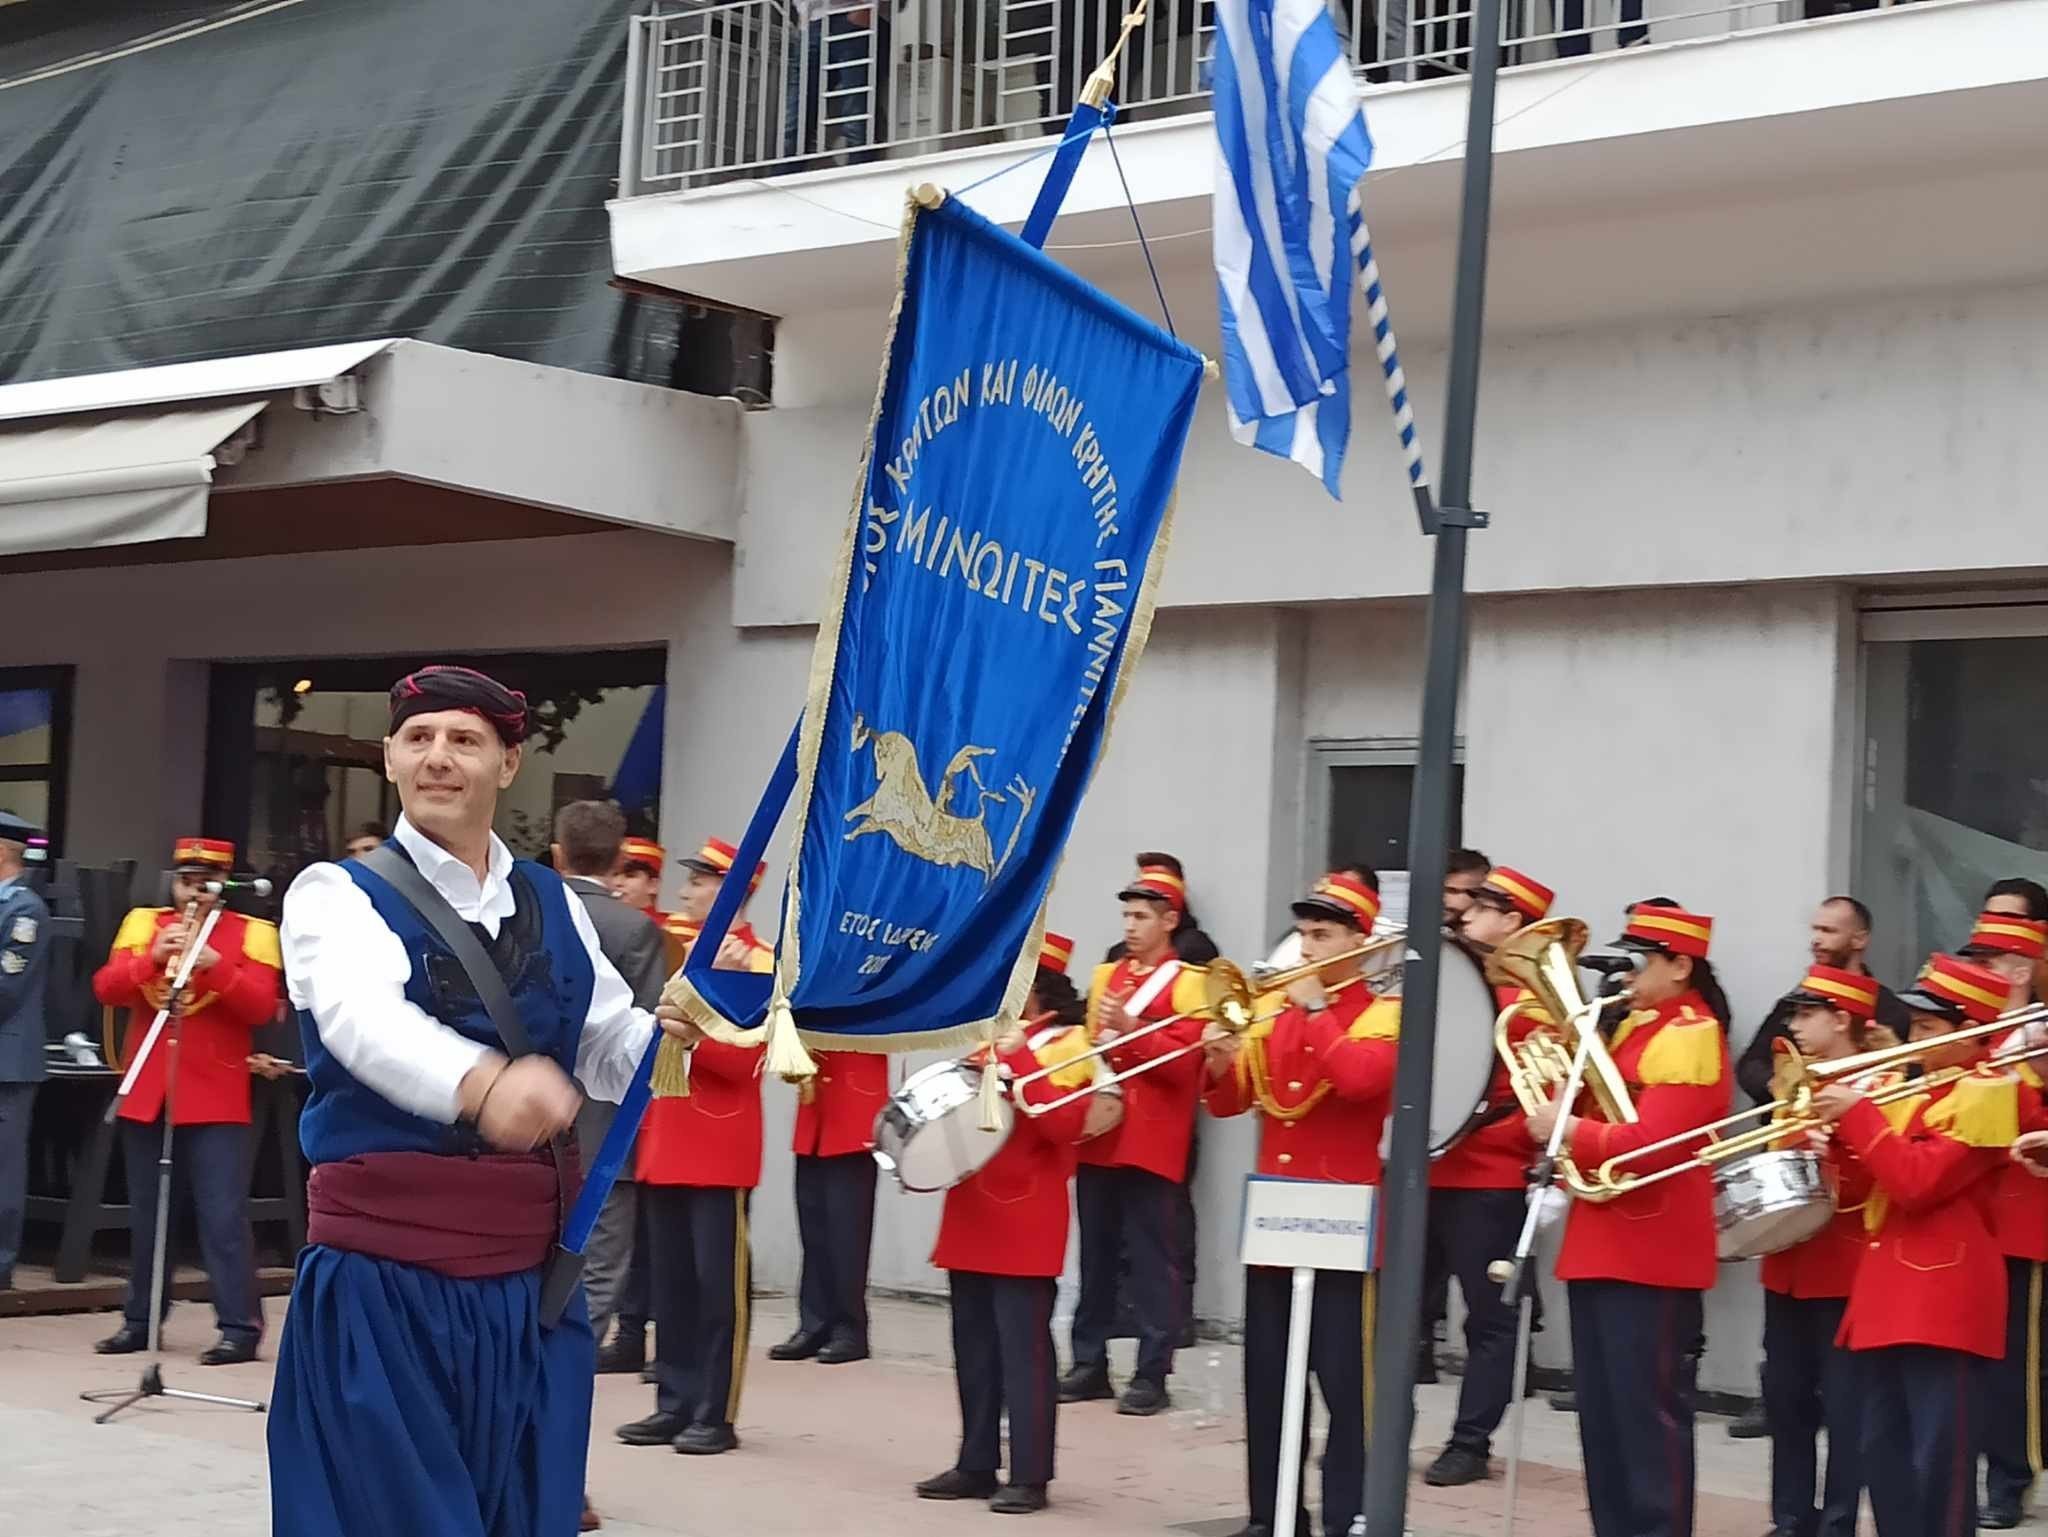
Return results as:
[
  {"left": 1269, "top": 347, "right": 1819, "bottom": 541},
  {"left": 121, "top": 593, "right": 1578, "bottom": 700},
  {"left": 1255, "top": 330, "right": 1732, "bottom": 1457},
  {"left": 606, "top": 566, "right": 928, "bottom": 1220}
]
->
[{"left": 296, "top": 845, "right": 595, "bottom": 1165}]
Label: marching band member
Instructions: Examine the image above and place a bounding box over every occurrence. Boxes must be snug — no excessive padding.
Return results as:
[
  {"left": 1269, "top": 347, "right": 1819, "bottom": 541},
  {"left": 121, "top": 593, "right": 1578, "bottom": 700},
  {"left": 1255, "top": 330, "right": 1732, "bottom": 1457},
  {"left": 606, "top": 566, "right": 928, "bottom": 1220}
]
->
[
  {"left": 617, "top": 835, "right": 772, "bottom": 1457},
  {"left": 1526, "top": 903, "right": 1730, "bottom": 1537},
  {"left": 1062, "top": 867, "right": 1209, "bottom": 1416},
  {"left": 1422, "top": 864, "right": 1554, "bottom": 1488},
  {"left": 269, "top": 666, "right": 673, "bottom": 1537},
  {"left": 1202, "top": 872, "right": 1395, "bottom": 1537},
  {"left": 661, "top": 837, "right": 773, "bottom": 973},
  {"left": 772, "top": 1040, "right": 889, "bottom": 1365},
  {"left": 611, "top": 837, "right": 667, "bottom": 920},
  {"left": 1758, "top": 966, "right": 1881, "bottom": 1537},
  {"left": 92, "top": 837, "right": 283, "bottom": 1365},
  {"left": 1811, "top": 953, "right": 2025, "bottom": 1537},
  {"left": 1963, "top": 911, "right": 2048, "bottom": 1530},
  {"left": 915, "top": 944, "right": 1095, "bottom": 1515}
]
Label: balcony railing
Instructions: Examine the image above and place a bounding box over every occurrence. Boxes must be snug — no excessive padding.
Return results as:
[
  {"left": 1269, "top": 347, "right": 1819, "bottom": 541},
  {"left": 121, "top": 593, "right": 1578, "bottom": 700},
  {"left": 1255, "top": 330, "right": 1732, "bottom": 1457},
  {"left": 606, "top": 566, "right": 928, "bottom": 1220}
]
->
[{"left": 619, "top": 0, "right": 1901, "bottom": 197}]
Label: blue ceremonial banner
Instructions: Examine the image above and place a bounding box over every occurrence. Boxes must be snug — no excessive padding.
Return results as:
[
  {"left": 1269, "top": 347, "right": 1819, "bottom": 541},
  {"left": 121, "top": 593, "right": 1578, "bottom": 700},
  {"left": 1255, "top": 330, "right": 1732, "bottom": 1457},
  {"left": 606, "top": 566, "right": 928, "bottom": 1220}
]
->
[{"left": 674, "top": 189, "right": 1205, "bottom": 1051}]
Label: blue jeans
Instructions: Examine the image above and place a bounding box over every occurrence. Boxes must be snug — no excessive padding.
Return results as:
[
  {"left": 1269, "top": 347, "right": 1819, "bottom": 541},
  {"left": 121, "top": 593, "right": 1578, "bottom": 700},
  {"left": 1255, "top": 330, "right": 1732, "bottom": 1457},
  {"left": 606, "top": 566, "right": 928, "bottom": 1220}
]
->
[{"left": 121, "top": 1118, "right": 260, "bottom": 1342}]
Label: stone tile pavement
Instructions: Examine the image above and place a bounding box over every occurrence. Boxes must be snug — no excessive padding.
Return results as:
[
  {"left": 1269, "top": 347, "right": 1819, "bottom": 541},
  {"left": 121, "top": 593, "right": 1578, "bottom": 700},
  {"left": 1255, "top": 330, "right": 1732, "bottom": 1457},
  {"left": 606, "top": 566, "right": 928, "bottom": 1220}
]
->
[{"left": 0, "top": 1290, "right": 1947, "bottom": 1536}]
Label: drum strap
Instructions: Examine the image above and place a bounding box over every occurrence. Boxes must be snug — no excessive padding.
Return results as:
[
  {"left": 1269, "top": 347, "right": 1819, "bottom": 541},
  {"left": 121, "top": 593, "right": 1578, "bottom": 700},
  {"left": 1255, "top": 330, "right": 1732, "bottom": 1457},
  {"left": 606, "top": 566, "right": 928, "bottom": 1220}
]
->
[{"left": 1119, "top": 958, "right": 1182, "bottom": 1021}]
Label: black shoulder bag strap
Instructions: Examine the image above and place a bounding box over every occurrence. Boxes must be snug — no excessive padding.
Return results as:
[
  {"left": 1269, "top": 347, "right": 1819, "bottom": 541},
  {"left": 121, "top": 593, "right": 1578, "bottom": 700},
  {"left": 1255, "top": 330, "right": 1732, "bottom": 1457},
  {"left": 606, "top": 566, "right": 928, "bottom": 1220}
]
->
[{"left": 357, "top": 845, "right": 583, "bottom": 1326}]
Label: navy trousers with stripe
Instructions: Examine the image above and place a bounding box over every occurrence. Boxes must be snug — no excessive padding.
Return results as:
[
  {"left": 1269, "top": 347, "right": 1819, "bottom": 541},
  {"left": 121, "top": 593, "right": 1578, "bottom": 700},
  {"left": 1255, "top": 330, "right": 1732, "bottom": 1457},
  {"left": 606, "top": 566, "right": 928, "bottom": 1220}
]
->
[
  {"left": 647, "top": 1185, "right": 750, "bottom": 1430},
  {"left": 949, "top": 1271, "right": 1057, "bottom": 1486},
  {"left": 1861, "top": 1344, "right": 1983, "bottom": 1537},
  {"left": 1569, "top": 1279, "right": 1702, "bottom": 1537}
]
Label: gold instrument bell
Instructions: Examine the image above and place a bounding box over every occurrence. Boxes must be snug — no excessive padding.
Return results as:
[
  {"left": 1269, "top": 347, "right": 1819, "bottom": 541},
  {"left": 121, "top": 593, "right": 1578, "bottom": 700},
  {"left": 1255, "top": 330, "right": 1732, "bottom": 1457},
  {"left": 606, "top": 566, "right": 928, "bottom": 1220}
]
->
[{"left": 1485, "top": 917, "right": 1640, "bottom": 1200}]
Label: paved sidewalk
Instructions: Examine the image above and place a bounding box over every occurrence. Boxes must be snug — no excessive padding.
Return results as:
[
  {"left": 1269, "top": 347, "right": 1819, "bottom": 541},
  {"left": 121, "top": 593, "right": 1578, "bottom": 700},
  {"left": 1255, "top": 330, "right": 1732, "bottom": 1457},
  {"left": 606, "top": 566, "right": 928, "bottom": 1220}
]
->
[{"left": 0, "top": 1291, "right": 1881, "bottom": 1536}]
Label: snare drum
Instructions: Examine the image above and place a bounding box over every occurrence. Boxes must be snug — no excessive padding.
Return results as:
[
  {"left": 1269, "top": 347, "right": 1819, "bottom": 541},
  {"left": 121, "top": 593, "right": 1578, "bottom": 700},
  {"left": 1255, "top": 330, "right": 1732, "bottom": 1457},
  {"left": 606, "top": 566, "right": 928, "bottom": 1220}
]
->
[
  {"left": 872, "top": 1059, "right": 1012, "bottom": 1192},
  {"left": 1714, "top": 1148, "right": 1835, "bottom": 1261},
  {"left": 1079, "top": 1078, "right": 1126, "bottom": 1143}
]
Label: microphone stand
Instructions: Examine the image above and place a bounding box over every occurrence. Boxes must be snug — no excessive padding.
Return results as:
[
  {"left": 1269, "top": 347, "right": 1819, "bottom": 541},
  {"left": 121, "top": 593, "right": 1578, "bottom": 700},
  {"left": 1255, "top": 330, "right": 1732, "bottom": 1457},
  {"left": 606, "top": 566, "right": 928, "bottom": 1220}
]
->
[
  {"left": 1490, "top": 979, "right": 1626, "bottom": 1537},
  {"left": 83, "top": 896, "right": 266, "bottom": 1423}
]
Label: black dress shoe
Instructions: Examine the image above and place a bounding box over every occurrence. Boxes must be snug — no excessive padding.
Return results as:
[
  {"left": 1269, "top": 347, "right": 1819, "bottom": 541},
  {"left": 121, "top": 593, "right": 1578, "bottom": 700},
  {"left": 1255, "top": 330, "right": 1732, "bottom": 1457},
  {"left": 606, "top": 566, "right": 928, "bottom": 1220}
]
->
[
  {"left": 198, "top": 1334, "right": 258, "bottom": 1366},
  {"left": 769, "top": 1329, "right": 825, "bottom": 1362},
  {"left": 1546, "top": 1390, "right": 1577, "bottom": 1412},
  {"left": 1726, "top": 1405, "right": 1769, "bottom": 1439},
  {"left": 673, "top": 1422, "right": 739, "bottom": 1455},
  {"left": 915, "top": 1468, "right": 1000, "bottom": 1500},
  {"left": 1982, "top": 1501, "right": 2023, "bottom": 1530},
  {"left": 595, "top": 1335, "right": 646, "bottom": 1374},
  {"left": 638, "top": 1366, "right": 658, "bottom": 1385},
  {"left": 1117, "top": 1377, "right": 1169, "bottom": 1416},
  {"left": 1056, "top": 1364, "right": 1113, "bottom": 1403},
  {"left": 95, "top": 1323, "right": 148, "bottom": 1355},
  {"left": 816, "top": 1333, "right": 869, "bottom": 1365},
  {"left": 990, "top": 1483, "right": 1048, "bottom": 1514},
  {"left": 616, "top": 1410, "right": 689, "bottom": 1446},
  {"left": 1423, "top": 1445, "right": 1488, "bottom": 1487}
]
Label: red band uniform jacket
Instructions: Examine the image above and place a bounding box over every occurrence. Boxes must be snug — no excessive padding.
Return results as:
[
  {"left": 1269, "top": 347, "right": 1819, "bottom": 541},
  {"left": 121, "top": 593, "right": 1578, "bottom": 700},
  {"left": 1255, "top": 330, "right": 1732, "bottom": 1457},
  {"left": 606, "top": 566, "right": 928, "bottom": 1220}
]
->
[
  {"left": 93, "top": 906, "right": 283, "bottom": 1125},
  {"left": 1430, "top": 984, "right": 1541, "bottom": 1190},
  {"left": 1761, "top": 1041, "right": 1876, "bottom": 1301},
  {"left": 1081, "top": 958, "right": 1211, "bottom": 1183},
  {"left": 1203, "top": 978, "right": 1399, "bottom": 1184},
  {"left": 637, "top": 924, "right": 774, "bottom": 1190},
  {"left": 933, "top": 1028, "right": 1094, "bottom": 1277},
  {"left": 1556, "top": 992, "right": 1731, "bottom": 1292},
  {"left": 793, "top": 1051, "right": 891, "bottom": 1157}
]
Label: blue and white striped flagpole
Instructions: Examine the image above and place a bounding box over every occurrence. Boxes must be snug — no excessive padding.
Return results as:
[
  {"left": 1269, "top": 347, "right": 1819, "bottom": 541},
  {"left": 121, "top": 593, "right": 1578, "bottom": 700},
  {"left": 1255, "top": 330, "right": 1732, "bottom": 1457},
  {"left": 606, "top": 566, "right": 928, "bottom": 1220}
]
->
[{"left": 1355, "top": 208, "right": 1439, "bottom": 531}]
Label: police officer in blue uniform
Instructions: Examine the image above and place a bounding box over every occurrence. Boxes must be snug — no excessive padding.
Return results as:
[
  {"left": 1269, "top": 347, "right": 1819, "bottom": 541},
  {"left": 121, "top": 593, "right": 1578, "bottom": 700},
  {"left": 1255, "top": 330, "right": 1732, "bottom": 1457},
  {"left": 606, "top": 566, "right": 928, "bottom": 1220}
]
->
[{"left": 0, "top": 811, "right": 51, "bottom": 1292}]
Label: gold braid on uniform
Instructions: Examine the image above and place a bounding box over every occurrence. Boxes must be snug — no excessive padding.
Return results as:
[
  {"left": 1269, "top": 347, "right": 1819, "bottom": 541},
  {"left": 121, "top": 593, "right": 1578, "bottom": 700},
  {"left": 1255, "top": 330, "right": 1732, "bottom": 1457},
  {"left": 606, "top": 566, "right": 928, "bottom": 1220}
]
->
[{"left": 1244, "top": 976, "right": 1369, "bottom": 1122}]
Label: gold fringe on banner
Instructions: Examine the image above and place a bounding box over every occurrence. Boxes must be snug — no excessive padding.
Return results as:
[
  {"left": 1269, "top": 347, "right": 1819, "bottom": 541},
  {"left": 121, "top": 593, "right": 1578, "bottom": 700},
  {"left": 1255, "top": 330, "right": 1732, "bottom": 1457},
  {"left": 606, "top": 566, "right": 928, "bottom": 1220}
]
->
[
  {"left": 977, "top": 1019, "right": 1009, "bottom": 1132},
  {"left": 762, "top": 996, "right": 817, "bottom": 1083}
]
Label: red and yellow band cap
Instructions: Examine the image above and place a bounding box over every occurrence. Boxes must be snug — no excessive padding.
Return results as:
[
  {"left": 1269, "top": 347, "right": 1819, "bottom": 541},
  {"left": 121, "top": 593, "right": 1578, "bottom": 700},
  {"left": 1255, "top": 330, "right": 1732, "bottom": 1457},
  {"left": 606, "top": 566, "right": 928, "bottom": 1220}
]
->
[
  {"left": 1965, "top": 911, "right": 2048, "bottom": 962},
  {"left": 1474, "top": 865, "right": 1554, "bottom": 922},
  {"left": 1119, "top": 865, "right": 1186, "bottom": 913},
  {"left": 619, "top": 838, "right": 665, "bottom": 875},
  {"left": 1618, "top": 904, "right": 1713, "bottom": 960},
  {"left": 1899, "top": 952, "right": 2008, "bottom": 1025},
  {"left": 172, "top": 837, "right": 235, "bottom": 872},
  {"left": 1785, "top": 963, "right": 1880, "bottom": 1022},
  {"left": 680, "top": 837, "right": 766, "bottom": 887},
  {"left": 1038, "top": 932, "right": 1075, "bottom": 975},
  {"left": 1290, "top": 872, "right": 1382, "bottom": 931}
]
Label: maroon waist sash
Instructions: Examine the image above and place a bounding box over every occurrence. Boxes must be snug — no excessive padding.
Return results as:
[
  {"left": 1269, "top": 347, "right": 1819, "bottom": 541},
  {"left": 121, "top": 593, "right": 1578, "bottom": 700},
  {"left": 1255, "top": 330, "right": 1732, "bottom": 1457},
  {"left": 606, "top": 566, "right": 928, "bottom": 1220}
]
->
[{"left": 307, "top": 1149, "right": 580, "bottom": 1280}]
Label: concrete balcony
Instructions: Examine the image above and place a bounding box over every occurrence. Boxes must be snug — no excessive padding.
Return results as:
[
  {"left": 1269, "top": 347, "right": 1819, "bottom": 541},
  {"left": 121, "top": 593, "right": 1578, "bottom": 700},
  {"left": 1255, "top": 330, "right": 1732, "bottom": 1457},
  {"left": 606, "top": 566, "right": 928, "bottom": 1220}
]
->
[{"left": 611, "top": 0, "right": 2048, "bottom": 337}]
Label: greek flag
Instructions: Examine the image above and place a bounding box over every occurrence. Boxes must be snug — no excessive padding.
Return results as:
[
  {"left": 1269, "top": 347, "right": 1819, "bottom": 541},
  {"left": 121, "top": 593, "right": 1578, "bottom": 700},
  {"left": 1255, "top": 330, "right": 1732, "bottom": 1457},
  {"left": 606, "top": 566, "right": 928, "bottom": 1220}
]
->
[{"left": 1213, "top": 1, "right": 1427, "bottom": 501}]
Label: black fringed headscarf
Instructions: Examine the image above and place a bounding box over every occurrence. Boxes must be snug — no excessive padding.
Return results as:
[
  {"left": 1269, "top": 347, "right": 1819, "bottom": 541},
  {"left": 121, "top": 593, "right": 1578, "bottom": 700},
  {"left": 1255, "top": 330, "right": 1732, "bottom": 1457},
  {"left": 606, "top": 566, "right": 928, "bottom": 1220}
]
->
[{"left": 388, "top": 665, "right": 530, "bottom": 745}]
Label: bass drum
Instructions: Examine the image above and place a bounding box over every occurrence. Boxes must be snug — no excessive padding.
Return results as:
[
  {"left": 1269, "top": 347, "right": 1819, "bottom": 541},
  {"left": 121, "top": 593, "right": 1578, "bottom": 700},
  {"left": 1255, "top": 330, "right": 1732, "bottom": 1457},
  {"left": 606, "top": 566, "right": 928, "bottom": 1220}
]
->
[{"left": 1404, "top": 935, "right": 1500, "bottom": 1157}]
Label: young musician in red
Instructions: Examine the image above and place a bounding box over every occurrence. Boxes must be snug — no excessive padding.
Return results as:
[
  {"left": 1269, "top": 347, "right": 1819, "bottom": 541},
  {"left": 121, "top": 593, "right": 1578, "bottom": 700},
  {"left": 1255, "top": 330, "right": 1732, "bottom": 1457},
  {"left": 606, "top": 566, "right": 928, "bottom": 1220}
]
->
[
  {"left": 1758, "top": 966, "right": 1882, "bottom": 1537},
  {"left": 92, "top": 837, "right": 283, "bottom": 1364},
  {"left": 611, "top": 838, "right": 666, "bottom": 920},
  {"left": 662, "top": 838, "right": 773, "bottom": 974},
  {"left": 773, "top": 1037, "right": 889, "bottom": 1365},
  {"left": 1423, "top": 863, "right": 1553, "bottom": 1487},
  {"left": 915, "top": 939, "right": 1095, "bottom": 1515},
  {"left": 1063, "top": 868, "right": 1209, "bottom": 1415},
  {"left": 1526, "top": 903, "right": 1731, "bottom": 1537},
  {"left": 1202, "top": 872, "right": 1395, "bottom": 1537},
  {"left": 618, "top": 836, "right": 772, "bottom": 1457},
  {"left": 1811, "top": 953, "right": 2021, "bottom": 1537},
  {"left": 1962, "top": 911, "right": 2048, "bottom": 1530}
]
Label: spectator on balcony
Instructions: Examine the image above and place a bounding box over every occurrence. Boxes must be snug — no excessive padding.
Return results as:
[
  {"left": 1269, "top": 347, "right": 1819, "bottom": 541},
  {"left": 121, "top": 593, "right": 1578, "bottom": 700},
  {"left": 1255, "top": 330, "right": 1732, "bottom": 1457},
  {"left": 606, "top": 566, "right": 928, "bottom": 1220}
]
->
[
  {"left": 1555, "top": 0, "right": 1646, "bottom": 57},
  {"left": 785, "top": 0, "right": 892, "bottom": 161}
]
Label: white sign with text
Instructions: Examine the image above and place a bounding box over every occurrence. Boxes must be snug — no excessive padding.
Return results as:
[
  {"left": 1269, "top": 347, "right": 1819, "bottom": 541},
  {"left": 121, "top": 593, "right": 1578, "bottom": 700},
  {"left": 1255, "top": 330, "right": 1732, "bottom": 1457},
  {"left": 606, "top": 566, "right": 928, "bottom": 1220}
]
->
[{"left": 1238, "top": 1175, "right": 1378, "bottom": 1272}]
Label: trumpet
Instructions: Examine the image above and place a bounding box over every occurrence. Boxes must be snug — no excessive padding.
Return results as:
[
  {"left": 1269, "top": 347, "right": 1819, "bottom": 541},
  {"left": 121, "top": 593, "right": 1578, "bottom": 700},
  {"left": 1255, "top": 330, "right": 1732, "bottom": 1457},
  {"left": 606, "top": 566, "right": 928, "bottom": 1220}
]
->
[
  {"left": 1486, "top": 918, "right": 1641, "bottom": 1200},
  {"left": 1012, "top": 929, "right": 1411, "bottom": 1116},
  {"left": 1583, "top": 1000, "right": 2048, "bottom": 1199}
]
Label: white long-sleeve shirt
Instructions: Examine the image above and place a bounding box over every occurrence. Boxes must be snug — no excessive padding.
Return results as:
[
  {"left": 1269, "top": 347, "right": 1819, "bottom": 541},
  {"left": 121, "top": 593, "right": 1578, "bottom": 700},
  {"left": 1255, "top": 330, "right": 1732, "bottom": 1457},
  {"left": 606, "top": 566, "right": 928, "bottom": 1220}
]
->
[{"left": 281, "top": 817, "right": 655, "bottom": 1124}]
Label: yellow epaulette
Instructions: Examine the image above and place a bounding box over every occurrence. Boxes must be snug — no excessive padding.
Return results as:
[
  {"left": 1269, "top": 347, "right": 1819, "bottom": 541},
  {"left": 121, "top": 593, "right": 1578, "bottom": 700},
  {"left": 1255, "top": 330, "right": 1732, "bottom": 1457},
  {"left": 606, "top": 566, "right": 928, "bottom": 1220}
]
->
[
  {"left": 112, "top": 907, "right": 166, "bottom": 955},
  {"left": 1925, "top": 1069, "right": 2021, "bottom": 1149},
  {"left": 1636, "top": 1007, "right": 1724, "bottom": 1087},
  {"left": 1029, "top": 1024, "right": 1099, "bottom": 1091},
  {"left": 240, "top": 916, "right": 282, "bottom": 970},
  {"left": 1167, "top": 965, "right": 1210, "bottom": 1015},
  {"left": 1347, "top": 995, "right": 1401, "bottom": 1043}
]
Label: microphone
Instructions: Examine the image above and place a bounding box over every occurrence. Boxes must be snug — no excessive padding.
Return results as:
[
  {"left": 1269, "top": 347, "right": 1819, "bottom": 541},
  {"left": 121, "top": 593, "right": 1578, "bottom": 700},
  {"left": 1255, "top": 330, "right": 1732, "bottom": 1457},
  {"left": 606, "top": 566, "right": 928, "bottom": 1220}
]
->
[
  {"left": 204, "top": 877, "right": 274, "bottom": 898},
  {"left": 1577, "top": 951, "right": 1643, "bottom": 977}
]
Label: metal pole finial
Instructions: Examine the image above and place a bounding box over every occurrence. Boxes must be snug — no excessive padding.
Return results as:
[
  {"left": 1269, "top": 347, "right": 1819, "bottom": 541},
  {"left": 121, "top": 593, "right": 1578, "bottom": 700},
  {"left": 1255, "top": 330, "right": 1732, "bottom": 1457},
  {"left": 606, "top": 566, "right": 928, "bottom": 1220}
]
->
[{"left": 1080, "top": 3, "right": 1152, "bottom": 109}]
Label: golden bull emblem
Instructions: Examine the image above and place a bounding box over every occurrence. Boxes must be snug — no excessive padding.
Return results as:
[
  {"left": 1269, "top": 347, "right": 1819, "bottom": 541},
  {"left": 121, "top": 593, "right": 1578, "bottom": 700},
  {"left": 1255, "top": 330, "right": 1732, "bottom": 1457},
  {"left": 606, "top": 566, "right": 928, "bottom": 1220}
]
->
[{"left": 843, "top": 714, "right": 1036, "bottom": 882}]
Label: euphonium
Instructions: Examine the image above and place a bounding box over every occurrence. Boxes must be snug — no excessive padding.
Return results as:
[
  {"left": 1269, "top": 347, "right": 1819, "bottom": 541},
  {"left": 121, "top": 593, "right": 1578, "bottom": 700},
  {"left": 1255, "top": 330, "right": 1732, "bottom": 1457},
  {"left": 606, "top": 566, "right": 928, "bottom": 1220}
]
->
[{"left": 1484, "top": 917, "right": 1640, "bottom": 1202}]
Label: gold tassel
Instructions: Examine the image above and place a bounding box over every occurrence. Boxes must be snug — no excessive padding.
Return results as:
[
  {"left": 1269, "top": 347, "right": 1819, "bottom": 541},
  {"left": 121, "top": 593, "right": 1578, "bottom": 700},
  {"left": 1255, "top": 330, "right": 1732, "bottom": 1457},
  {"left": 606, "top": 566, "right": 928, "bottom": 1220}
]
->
[
  {"left": 977, "top": 1019, "right": 1008, "bottom": 1132},
  {"left": 650, "top": 1036, "right": 691, "bottom": 1099},
  {"left": 762, "top": 996, "right": 816, "bottom": 1083}
]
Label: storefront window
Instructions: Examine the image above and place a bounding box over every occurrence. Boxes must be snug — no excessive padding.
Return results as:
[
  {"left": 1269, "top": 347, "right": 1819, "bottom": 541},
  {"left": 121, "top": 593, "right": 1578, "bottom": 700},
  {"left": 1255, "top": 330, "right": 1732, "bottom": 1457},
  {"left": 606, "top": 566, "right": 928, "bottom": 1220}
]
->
[
  {"left": 1858, "top": 615, "right": 2048, "bottom": 988},
  {"left": 0, "top": 667, "right": 73, "bottom": 853},
  {"left": 1308, "top": 740, "right": 1464, "bottom": 930},
  {"left": 205, "top": 651, "right": 666, "bottom": 893}
]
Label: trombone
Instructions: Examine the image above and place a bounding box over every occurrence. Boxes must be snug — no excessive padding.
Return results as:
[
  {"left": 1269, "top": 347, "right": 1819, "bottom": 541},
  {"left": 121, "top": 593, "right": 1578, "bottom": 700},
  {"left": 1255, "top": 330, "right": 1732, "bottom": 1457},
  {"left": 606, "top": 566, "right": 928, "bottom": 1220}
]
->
[
  {"left": 1012, "top": 928, "right": 1410, "bottom": 1117},
  {"left": 1582, "top": 1000, "right": 2048, "bottom": 1199},
  {"left": 1487, "top": 917, "right": 1641, "bottom": 1199}
]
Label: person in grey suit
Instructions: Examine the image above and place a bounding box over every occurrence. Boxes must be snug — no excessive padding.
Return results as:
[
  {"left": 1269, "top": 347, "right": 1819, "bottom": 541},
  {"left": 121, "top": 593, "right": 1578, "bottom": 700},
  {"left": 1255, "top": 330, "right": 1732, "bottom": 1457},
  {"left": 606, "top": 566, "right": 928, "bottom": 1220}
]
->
[
  {"left": 0, "top": 812, "right": 52, "bottom": 1291},
  {"left": 552, "top": 801, "right": 667, "bottom": 1352}
]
